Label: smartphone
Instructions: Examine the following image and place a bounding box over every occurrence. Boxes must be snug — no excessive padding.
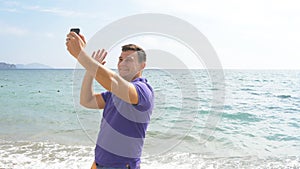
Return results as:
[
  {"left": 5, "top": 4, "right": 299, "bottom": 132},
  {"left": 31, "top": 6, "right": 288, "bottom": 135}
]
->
[{"left": 70, "top": 28, "right": 80, "bottom": 34}]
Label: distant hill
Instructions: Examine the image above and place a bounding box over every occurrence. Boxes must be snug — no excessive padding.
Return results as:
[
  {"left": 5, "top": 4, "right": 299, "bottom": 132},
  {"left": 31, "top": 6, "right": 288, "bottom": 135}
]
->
[
  {"left": 0, "top": 62, "right": 16, "bottom": 69},
  {"left": 16, "top": 63, "right": 52, "bottom": 69},
  {"left": 0, "top": 62, "right": 52, "bottom": 69}
]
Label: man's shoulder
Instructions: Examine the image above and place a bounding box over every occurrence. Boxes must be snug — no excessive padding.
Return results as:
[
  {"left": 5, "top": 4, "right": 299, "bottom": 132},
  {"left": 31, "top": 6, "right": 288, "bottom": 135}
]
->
[{"left": 132, "top": 78, "right": 153, "bottom": 92}]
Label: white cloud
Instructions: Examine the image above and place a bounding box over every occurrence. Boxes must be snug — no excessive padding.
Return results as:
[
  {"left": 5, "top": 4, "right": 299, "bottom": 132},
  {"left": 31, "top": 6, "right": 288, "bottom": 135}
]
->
[
  {"left": 0, "top": 1, "right": 97, "bottom": 18},
  {"left": 0, "top": 0, "right": 20, "bottom": 12},
  {"left": 0, "top": 8, "right": 18, "bottom": 12},
  {"left": 1, "top": 0, "right": 20, "bottom": 7},
  {"left": 44, "top": 32, "right": 55, "bottom": 38},
  {"left": 23, "top": 5, "right": 91, "bottom": 18},
  {"left": 0, "top": 23, "right": 28, "bottom": 36},
  {"left": 131, "top": 0, "right": 300, "bottom": 27},
  {"left": 129, "top": 0, "right": 300, "bottom": 69}
]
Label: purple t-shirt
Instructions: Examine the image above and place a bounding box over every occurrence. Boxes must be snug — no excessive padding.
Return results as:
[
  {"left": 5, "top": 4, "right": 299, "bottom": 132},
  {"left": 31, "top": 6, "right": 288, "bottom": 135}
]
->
[{"left": 95, "top": 77, "right": 154, "bottom": 169}]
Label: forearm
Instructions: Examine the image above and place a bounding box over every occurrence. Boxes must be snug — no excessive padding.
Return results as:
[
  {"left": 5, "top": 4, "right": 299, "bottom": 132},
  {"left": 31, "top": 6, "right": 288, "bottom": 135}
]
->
[
  {"left": 80, "top": 71, "right": 94, "bottom": 105},
  {"left": 78, "top": 51, "right": 116, "bottom": 91}
]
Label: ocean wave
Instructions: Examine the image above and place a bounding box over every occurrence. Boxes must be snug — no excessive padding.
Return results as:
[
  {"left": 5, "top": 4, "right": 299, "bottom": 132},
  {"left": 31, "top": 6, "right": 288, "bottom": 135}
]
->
[
  {"left": 1, "top": 140, "right": 299, "bottom": 169},
  {"left": 221, "top": 112, "right": 262, "bottom": 123},
  {"left": 276, "top": 94, "right": 292, "bottom": 99},
  {"left": 0, "top": 140, "right": 94, "bottom": 169},
  {"left": 142, "top": 153, "right": 300, "bottom": 169}
]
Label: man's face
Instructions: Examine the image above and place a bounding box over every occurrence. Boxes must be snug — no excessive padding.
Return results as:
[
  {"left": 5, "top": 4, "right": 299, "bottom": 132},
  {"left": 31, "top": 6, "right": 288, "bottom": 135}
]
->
[{"left": 117, "top": 50, "right": 142, "bottom": 81}]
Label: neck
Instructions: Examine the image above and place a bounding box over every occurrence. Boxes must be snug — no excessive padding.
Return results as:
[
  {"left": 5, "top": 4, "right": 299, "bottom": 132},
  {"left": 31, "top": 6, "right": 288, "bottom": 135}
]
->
[{"left": 123, "top": 72, "right": 142, "bottom": 82}]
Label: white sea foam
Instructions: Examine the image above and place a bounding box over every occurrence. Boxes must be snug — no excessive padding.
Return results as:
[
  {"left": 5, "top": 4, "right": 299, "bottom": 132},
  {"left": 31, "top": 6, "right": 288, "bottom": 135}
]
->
[
  {"left": 0, "top": 140, "right": 94, "bottom": 169},
  {"left": 0, "top": 140, "right": 299, "bottom": 169},
  {"left": 142, "top": 152, "right": 300, "bottom": 169}
]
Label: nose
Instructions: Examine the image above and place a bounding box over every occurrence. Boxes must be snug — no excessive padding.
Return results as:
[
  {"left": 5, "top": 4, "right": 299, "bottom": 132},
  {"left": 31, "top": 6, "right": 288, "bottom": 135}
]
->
[
  {"left": 118, "top": 61, "right": 128, "bottom": 70},
  {"left": 118, "top": 60, "right": 125, "bottom": 67}
]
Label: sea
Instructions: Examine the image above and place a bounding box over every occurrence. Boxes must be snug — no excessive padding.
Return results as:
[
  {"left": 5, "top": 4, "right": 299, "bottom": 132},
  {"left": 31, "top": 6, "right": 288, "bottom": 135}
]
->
[{"left": 0, "top": 69, "right": 299, "bottom": 169}]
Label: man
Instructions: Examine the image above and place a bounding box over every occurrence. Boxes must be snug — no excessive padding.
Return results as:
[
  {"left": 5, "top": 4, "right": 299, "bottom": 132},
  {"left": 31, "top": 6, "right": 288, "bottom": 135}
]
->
[{"left": 66, "top": 32, "right": 154, "bottom": 169}]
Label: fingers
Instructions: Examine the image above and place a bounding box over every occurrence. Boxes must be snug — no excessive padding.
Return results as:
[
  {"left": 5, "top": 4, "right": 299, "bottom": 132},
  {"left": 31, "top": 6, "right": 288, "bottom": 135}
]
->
[
  {"left": 68, "top": 32, "right": 79, "bottom": 39},
  {"left": 65, "top": 33, "right": 75, "bottom": 47},
  {"left": 92, "top": 49, "right": 107, "bottom": 65},
  {"left": 66, "top": 32, "right": 85, "bottom": 43},
  {"left": 96, "top": 49, "right": 102, "bottom": 59},
  {"left": 98, "top": 49, "right": 107, "bottom": 62},
  {"left": 91, "top": 51, "right": 96, "bottom": 58},
  {"left": 78, "top": 34, "right": 86, "bottom": 43},
  {"left": 65, "top": 34, "right": 72, "bottom": 42}
]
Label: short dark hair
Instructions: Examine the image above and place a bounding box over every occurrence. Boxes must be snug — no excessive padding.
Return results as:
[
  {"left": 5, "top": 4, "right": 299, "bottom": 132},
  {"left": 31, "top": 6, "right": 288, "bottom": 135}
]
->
[{"left": 122, "top": 44, "right": 146, "bottom": 63}]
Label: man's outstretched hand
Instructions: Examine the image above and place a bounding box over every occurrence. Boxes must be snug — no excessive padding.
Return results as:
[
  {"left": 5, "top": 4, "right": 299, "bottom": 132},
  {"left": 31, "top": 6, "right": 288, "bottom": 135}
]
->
[
  {"left": 92, "top": 49, "right": 107, "bottom": 65},
  {"left": 65, "top": 32, "right": 86, "bottom": 59}
]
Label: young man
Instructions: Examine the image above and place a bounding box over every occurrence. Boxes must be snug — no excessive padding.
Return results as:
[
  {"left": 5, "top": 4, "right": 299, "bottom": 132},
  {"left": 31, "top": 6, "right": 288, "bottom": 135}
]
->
[{"left": 66, "top": 32, "right": 154, "bottom": 169}]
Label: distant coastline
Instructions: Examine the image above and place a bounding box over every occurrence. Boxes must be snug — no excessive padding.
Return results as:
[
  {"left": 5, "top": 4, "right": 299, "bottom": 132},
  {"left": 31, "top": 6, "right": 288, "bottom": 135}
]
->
[
  {"left": 0, "top": 62, "right": 16, "bottom": 69},
  {"left": 0, "top": 62, "right": 52, "bottom": 69}
]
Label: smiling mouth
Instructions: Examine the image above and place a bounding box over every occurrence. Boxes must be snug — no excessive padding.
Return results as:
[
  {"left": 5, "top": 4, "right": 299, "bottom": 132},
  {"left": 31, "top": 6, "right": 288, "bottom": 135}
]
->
[
  {"left": 119, "top": 70, "right": 130, "bottom": 75},
  {"left": 119, "top": 68, "right": 129, "bottom": 72}
]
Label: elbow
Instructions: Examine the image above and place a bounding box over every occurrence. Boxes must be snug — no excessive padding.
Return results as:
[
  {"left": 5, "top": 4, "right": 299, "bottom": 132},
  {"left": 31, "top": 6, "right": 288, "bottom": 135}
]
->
[
  {"left": 79, "top": 99, "right": 87, "bottom": 108},
  {"left": 80, "top": 97, "right": 89, "bottom": 108},
  {"left": 80, "top": 98, "right": 96, "bottom": 109}
]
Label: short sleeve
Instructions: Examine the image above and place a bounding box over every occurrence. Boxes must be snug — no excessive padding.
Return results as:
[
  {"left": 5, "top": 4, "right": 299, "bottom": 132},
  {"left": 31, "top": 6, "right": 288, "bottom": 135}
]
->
[
  {"left": 133, "top": 81, "right": 154, "bottom": 112},
  {"left": 101, "top": 91, "right": 111, "bottom": 103}
]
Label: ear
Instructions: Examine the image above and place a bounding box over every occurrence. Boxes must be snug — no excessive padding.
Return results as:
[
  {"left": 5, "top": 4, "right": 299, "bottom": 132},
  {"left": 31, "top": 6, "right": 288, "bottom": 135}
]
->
[{"left": 140, "top": 62, "right": 146, "bottom": 70}]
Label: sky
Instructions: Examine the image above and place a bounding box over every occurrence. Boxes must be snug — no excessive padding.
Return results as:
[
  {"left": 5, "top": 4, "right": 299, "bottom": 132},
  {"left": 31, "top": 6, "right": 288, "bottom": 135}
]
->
[{"left": 0, "top": 0, "right": 300, "bottom": 69}]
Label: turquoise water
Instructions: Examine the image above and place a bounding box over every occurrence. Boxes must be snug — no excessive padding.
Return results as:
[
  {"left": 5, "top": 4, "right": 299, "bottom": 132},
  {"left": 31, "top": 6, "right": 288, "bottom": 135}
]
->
[{"left": 0, "top": 69, "right": 299, "bottom": 168}]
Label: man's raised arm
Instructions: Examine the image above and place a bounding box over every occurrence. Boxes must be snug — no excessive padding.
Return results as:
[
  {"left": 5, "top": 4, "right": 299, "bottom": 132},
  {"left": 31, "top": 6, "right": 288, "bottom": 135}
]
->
[
  {"left": 80, "top": 71, "right": 106, "bottom": 109},
  {"left": 66, "top": 32, "right": 138, "bottom": 104}
]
